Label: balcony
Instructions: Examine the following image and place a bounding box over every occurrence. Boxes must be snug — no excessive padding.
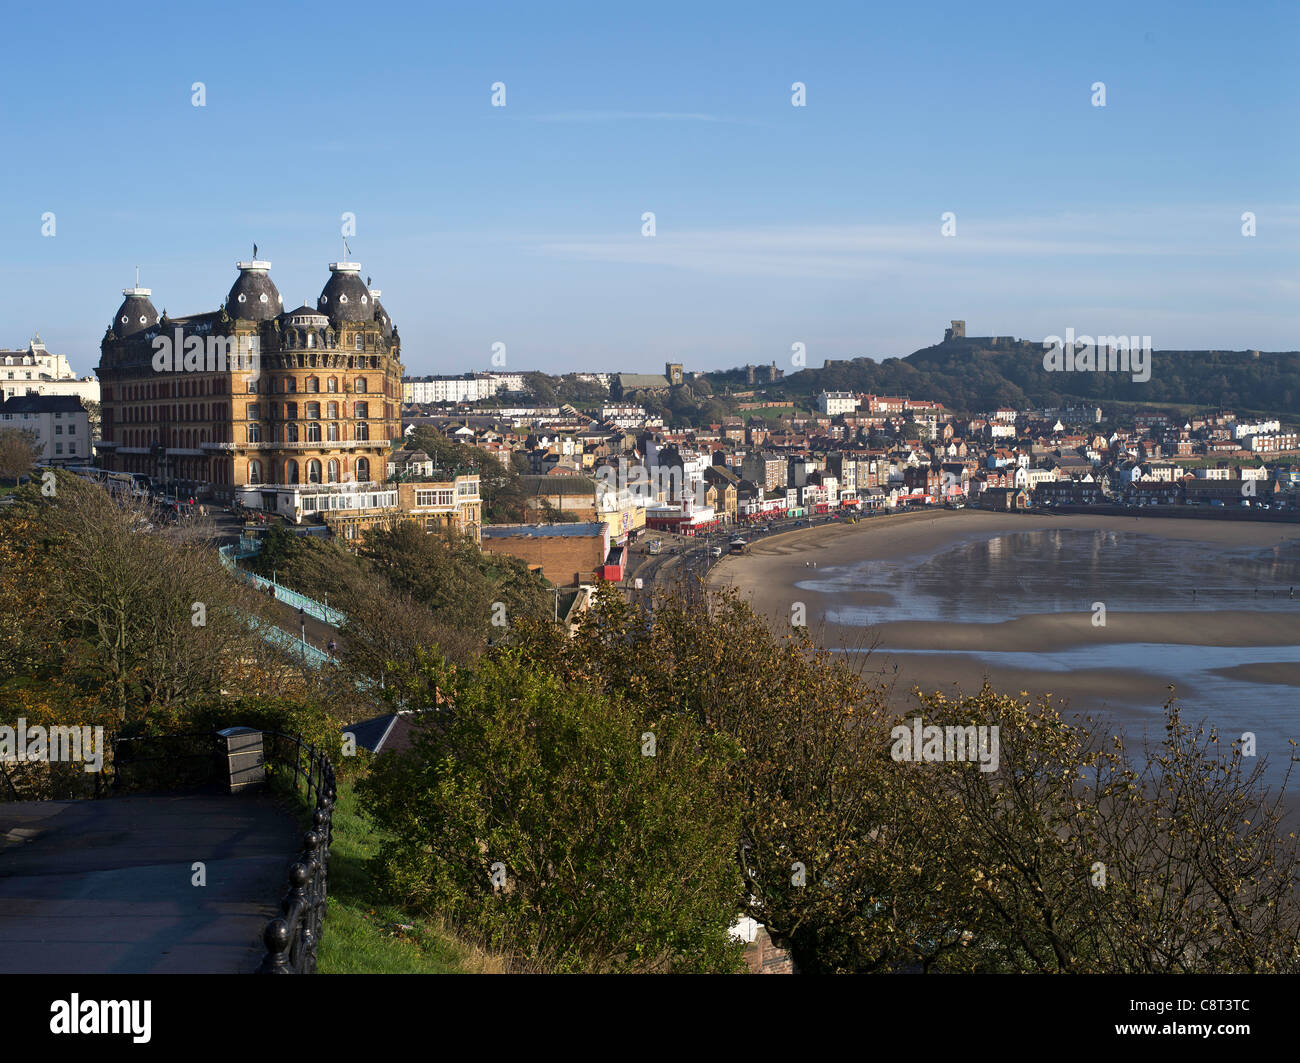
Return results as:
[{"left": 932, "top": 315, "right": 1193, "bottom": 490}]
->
[
  {"left": 243, "top": 481, "right": 384, "bottom": 492},
  {"left": 235, "top": 440, "right": 383, "bottom": 451}
]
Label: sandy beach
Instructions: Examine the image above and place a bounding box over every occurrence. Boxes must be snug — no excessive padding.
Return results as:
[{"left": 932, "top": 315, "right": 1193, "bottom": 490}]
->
[{"left": 708, "top": 510, "right": 1300, "bottom": 721}]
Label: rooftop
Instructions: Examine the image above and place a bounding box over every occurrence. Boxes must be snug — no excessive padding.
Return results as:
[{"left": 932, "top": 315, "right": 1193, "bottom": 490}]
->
[{"left": 481, "top": 522, "right": 606, "bottom": 538}]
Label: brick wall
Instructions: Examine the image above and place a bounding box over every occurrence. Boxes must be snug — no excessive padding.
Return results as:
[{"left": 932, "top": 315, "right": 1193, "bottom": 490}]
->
[
  {"left": 743, "top": 927, "right": 795, "bottom": 973},
  {"left": 480, "top": 532, "right": 605, "bottom": 586}
]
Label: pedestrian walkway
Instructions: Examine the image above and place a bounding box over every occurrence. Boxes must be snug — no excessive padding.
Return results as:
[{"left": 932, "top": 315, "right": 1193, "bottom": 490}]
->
[{"left": 0, "top": 793, "right": 301, "bottom": 973}]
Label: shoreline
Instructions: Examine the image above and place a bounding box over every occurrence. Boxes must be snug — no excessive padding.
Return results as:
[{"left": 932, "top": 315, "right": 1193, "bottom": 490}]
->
[{"left": 707, "top": 509, "right": 1300, "bottom": 719}]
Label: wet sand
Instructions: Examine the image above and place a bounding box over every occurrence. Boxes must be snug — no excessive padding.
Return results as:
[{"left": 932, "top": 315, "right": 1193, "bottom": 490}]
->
[
  {"left": 709, "top": 509, "right": 1300, "bottom": 717},
  {"left": 1210, "top": 662, "right": 1300, "bottom": 687}
]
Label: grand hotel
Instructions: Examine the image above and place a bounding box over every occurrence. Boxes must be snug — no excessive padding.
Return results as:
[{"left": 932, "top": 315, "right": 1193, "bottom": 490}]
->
[{"left": 96, "top": 256, "right": 479, "bottom": 539}]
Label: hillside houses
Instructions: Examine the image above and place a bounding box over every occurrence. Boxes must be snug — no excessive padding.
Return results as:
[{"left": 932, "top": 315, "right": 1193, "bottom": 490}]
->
[{"left": 392, "top": 379, "right": 1298, "bottom": 575}]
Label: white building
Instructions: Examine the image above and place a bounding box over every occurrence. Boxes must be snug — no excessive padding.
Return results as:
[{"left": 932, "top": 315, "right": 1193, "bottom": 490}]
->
[
  {"left": 404, "top": 374, "right": 514, "bottom": 404},
  {"left": 1, "top": 336, "right": 101, "bottom": 404},
  {"left": 1245, "top": 431, "right": 1298, "bottom": 454},
  {"left": 0, "top": 394, "right": 91, "bottom": 465},
  {"left": 600, "top": 404, "right": 648, "bottom": 428},
  {"left": 1017, "top": 467, "right": 1056, "bottom": 490},
  {"left": 483, "top": 372, "right": 528, "bottom": 393},
  {"left": 1234, "top": 419, "right": 1280, "bottom": 440},
  {"left": 817, "top": 391, "right": 859, "bottom": 416},
  {"left": 1193, "top": 466, "right": 1233, "bottom": 480}
]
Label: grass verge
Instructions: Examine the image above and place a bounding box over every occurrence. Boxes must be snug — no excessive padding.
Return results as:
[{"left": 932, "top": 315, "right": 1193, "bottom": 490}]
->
[{"left": 315, "top": 778, "right": 502, "bottom": 974}]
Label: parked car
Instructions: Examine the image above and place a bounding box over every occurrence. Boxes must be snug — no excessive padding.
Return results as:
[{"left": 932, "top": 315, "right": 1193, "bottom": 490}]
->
[{"left": 709, "top": 546, "right": 723, "bottom": 558}]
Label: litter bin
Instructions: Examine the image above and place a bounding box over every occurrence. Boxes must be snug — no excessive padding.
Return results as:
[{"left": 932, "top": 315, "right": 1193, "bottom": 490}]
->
[{"left": 216, "top": 726, "right": 265, "bottom": 793}]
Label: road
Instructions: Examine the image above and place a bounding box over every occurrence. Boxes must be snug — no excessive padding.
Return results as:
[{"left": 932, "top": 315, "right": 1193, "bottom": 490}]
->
[
  {"left": 0, "top": 793, "right": 302, "bottom": 973},
  {"left": 623, "top": 510, "right": 871, "bottom": 604}
]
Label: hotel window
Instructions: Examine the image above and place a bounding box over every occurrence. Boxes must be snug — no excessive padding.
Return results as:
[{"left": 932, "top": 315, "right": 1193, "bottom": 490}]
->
[
  {"left": 55, "top": 443, "right": 63, "bottom": 454},
  {"left": 326, "top": 402, "right": 338, "bottom": 419},
  {"left": 308, "top": 423, "right": 321, "bottom": 442},
  {"left": 356, "top": 457, "right": 370, "bottom": 482},
  {"left": 307, "top": 377, "right": 319, "bottom": 393},
  {"left": 248, "top": 460, "right": 262, "bottom": 484},
  {"left": 328, "top": 459, "right": 339, "bottom": 483},
  {"left": 248, "top": 423, "right": 261, "bottom": 443},
  {"left": 327, "top": 423, "right": 339, "bottom": 442},
  {"left": 286, "top": 402, "right": 298, "bottom": 420},
  {"left": 248, "top": 404, "right": 259, "bottom": 419},
  {"left": 437, "top": 489, "right": 454, "bottom": 506},
  {"left": 354, "top": 335, "right": 363, "bottom": 351},
  {"left": 308, "top": 459, "right": 322, "bottom": 483},
  {"left": 306, "top": 402, "right": 320, "bottom": 419},
  {"left": 355, "top": 377, "right": 367, "bottom": 393},
  {"left": 248, "top": 380, "right": 258, "bottom": 393},
  {"left": 355, "top": 422, "right": 369, "bottom": 441},
  {"left": 307, "top": 334, "right": 315, "bottom": 348},
  {"left": 354, "top": 401, "right": 369, "bottom": 419},
  {"left": 327, "top": 377, "right": 338, "bottom": 393},
  {"left": 286, "top": 424, "right": 299, "bottom": 443}
]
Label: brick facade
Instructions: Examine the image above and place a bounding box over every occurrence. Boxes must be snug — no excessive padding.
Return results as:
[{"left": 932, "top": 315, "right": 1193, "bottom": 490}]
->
[
  {"left": 743, "top": 927, "right": 795, "bottom": 973},
  {"left": 479, "top": 525, "right": 607, "bottom": 586}
]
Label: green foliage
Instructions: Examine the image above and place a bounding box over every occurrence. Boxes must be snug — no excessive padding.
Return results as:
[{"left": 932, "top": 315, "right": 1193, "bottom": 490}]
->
[
  {"left": 635, "top": 386, "right": 731, "bottom": 428},
  {"left": 152, "top": 693, "right": 344, "bottom": 760},
  {"left": 403, "top": 426, "right": 525, "bottom": 523},
  {"left": 318, "top": 782, "right": 487, "bottom": 973},
  {"left": 358, "top": 650, "right": 746, "bottom": 973},
  {"left": 244, "top": 513, "right": 552, "bottom": 678},
  {"left": 722, "top": 343, "right": 1300, "bottom": 418},
  {"left": 1, "top": 473, "right": 271, "bottom": 723},
  {"left": 502, "top": 585, "right": 1300, "bottom": 973}
]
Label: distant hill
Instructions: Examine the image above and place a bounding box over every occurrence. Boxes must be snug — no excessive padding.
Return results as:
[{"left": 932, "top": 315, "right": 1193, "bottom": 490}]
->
[{"left": 708, "top": 340, "right": 1300, "bottom": 419}]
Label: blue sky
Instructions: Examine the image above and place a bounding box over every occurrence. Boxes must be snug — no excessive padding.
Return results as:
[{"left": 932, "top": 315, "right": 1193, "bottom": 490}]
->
[{"left": 2, "top": 0, "right": 1297, "bottom": 376}]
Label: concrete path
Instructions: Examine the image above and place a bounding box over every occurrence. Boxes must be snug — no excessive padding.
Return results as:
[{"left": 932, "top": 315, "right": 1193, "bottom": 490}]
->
[{"left": 0, "top": 793, "right": 302, "bottom": 973}]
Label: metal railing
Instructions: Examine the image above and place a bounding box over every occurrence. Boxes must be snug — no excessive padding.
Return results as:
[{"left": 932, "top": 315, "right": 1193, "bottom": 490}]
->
[
  {"left": 247, "top": 614, "right": 337, "bottom": 667},
  {"left": 111, "top": 728, "right": 338, "bottom": 974},
  {"left": 225, "top": 563, "right": 348, "bottom": 628},
  {"left": 0, "top": 725, "right": 338, "bottom": 973},
  {"left": 111, "top": 732, "right": 222, "bottom": 794},
  {"left": 257, "top": 733, "right": 336, "bottom": 974}
]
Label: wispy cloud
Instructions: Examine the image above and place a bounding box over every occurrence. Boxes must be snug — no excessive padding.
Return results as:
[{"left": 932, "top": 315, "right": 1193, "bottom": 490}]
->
[{"left": 528, "top": 208, "right": 1300, "bottom": 281}]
